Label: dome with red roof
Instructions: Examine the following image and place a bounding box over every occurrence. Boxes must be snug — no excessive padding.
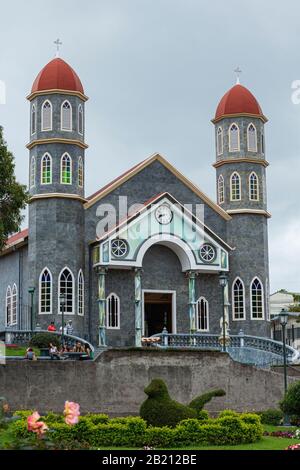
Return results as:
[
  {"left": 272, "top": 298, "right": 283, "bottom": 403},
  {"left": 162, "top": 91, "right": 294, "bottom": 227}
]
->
[
  {"left": 31, "top": 58, "right": 84, "bottom": 95},
  {"left": 214, "top": 84, "right": 266, "bottom": 122}
]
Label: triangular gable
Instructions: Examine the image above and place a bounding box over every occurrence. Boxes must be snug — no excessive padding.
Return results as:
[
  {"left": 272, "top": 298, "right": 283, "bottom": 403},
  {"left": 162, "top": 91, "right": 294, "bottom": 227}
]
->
[{"left": 85, "top": 153, "right": 231, "bottom": 221}]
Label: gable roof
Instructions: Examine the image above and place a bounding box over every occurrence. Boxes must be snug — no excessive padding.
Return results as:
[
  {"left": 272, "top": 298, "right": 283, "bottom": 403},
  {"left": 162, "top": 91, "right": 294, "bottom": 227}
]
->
[
  {"left": 0, "top": 228, "right": 29, "bottom": 257},
  {"left": 85, "top": 153, "right": 231, "bottom": 221}
]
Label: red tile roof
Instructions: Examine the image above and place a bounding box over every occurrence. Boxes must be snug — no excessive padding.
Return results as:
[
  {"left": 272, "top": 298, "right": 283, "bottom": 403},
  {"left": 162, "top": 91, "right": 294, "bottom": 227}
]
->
[
  {"left": 6, "top": 228, "right": 28, "bottom": 247},
  {"left": 214, "top": 84, "right": 265, "bottom": 121},
  {"left": 31, "top": 58, "right": 84, "bottom": 94}
]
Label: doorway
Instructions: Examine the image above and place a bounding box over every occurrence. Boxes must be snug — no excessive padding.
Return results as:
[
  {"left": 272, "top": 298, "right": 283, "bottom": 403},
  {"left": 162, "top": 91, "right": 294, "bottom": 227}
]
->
[{"left": 143, "top": 290, "right": 176, "bottom": 337}]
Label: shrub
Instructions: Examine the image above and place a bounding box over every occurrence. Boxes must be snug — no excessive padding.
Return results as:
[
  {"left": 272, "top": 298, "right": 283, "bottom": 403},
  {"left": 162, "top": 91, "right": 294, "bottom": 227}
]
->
[
  {"left": 13, "top": 410, "right": 34, "bottom": 419},
  {"left": 189, "top": 389, "right": 226, "bottom": 412},
  {"left": 290, "top": 415, "right": 300, "bottom": 426},
  {"left": 218, "top": 409, "right": 239, "bottom": 418},
  {"left": 29, "top": 333, "right": 60, "bottom": 349},
  {"left": 197, "top": 410, "right": 209, "bottom": 421},
  {"left": 280, "top": 382, "right": 300, "bottom": 417},
  {"left": 259, "top": 408, "right": 283, "bottom": 425}
]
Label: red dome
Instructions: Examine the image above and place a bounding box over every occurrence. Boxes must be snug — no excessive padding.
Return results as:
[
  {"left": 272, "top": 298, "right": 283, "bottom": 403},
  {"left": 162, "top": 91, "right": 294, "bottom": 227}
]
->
[
  {"left": 31, "top": 58, "right": 84, "bottom": 95},
  {"left": 214, "top": 84, "right": 266, "bottom": 122}
]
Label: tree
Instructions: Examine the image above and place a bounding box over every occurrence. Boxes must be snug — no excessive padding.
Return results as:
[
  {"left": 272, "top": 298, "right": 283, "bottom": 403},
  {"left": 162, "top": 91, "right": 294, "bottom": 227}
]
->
[
  {"left": 0, "top": 126, "right": 28, "bottom": 250},
  {"left": 280, "top": 381, "right": 300, "bottom": 416}
]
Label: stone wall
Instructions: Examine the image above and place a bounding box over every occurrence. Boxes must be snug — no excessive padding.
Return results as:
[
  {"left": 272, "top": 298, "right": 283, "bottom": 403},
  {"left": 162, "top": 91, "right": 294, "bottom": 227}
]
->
[{"left": 0, "top": 350, "right": 295, "bottom": 415}]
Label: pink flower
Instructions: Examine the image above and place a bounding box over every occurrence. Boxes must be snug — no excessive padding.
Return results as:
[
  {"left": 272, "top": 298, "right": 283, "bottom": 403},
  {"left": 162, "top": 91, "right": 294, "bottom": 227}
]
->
[
  {"left": 64, "top": 401, "right": 80, "bottom": 425},
  {"left": 27, "top": 412, "right": 48, "bottom": 438}
]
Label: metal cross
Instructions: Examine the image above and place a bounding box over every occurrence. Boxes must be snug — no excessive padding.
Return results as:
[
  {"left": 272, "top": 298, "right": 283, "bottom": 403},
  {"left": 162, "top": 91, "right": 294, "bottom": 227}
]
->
[
  {"left": 234, "top": 67, "right": 242, "bottom": 84},
  {"left": 54, "top": 38, "right": 62, "bottom": 57}
]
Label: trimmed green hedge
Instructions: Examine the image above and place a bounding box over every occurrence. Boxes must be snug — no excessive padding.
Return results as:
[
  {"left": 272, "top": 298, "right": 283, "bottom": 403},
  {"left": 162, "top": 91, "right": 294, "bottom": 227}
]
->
[{"left": 10, "top": 412, "right": 263, "bottom": 448}]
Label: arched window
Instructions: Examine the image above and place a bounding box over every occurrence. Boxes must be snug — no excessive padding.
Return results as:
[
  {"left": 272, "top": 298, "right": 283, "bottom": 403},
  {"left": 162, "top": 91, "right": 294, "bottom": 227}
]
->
[
  {"left": 61, "top": 100, "right": 72, "bottom": 131},
  {"left": 247, "top": 123, "right": 257, "bottom": 152},
  {"left": 106, "top": 293, "right": 120, "bottom": 329},
  {"left": 261, "top": 132, "right": 265, "bottom": 154},
  {"left": 229, "top": 123, "right": 240, "bottom": 152},
  {"left": 230, "top": 172, "right": 241, "bottom": 201},
  {"left": 41, "top": 100, "right": 52, "bottom": 131},
  {"left": 41, "top": 153, "right": 52, "bottom": 184},
  {"left": 31, "top": 104, "right": 36, "bottom": 134},
  {"left": 11, "top": 284, "right": 17, "bottom": 326},
  {"left": 39, "top": 268, "right": 52, "bottom": 314},
  {"left": 251, "top": 277, "right": 264, "bottom": 319},
  {"left": 6, "top": 286, "right": 12, "bottom": 327},
  {"left": 78, "top": 105, "right": 83, "bottom": 135},
  {"left": 61, "top": 153, "right": 72, "bottom": 184},
  {"left": 249, "top": 172, "right": 259, "bottom": 201},
  {"left": 78, "top": 270, "right": 84, "bottom": 316},
  {"left": 232, "top": 278, "right": 245, "bottom": 320},
  {"left": 217, "top": 127, "right": 223, "bottom": 155},
  {"left": 218, "top": 174, "right": 225, "bottom": 204},
  {"left": 196, "top": 297, "right": 209, "bottom": 331},
  {"left": 59, "top": 268, "right": 74, "bottom": 315},
  {"left": 30, "top": 156, "right": 36, "bottom": 188},
  {"left": 78, "top": 157, "right": 84, "bottom": 188}
]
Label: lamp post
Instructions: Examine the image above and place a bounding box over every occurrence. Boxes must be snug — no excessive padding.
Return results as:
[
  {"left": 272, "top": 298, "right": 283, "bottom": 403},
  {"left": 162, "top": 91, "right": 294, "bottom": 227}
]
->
[
  {"left": 219, "top": 272, "right": 228, "bottom": 353},
  {"left": 59, "top": 293, "right": 66, "bottom": 346},
  {"left": 280, "top": 308, "right": 290, "bottom": 426},
  {"left": 28, "top": 287, "right": 35, "bottom": 331}
]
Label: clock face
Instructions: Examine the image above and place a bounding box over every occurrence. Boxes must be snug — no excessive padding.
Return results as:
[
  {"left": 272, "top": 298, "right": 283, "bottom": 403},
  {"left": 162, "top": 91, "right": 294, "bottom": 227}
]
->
[{"left": 155, "top": 205, "right": 173, "bottom": 225}]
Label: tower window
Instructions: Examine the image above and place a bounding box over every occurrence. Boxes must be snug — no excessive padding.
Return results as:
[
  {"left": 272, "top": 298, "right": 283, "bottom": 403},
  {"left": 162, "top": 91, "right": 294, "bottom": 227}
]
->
[
  {"left": 61, "top": 153, "right": 72, "bottom": 184},
  {"left": 217, "top": 127, "right": 223, "bottom": 156},
  {"left": 78, "top": 105, "right": 83, "bottom": 135},
  {"left": 78, "top": 156, "right": 84, "bottom": 188},
  {"left": 41, "top": 100, "right": 52, "bottom": 131},
  {"left": 106, "top": 293, "right": 120, "bottom": 329},
  {"left": 230, "top": 172, "right": 241, "bottom": 201},
  {"left": 41, "top": 153, "right": 52, "bottom": 184},
  {"left": 196, "top": 297, "right": 209, "bottom": 331},
  {"left": 249, "top": 172, "right": 259, "bottom": 201},
  {"left": 232, "top": 278, "right": 245, "bottom": 320},
  {"left": 229, "top": 123, "right": 240, "bottom": 152},
  {"left": 78, "top": 270, "right": 84, "bottom": 316},
  {"left": 61, "top": 100, "right": 72, "bottom": 131},
  {"left": 218, "top": 174, "right": 225, "bottom": 204},
  {"left": 59, "top": 268, "right": 75, "bottom": 315},
  {"left": 247, "top": 123, "right": 257, "bottom": 152},
  {"left": 261, "top": 132, "right": 265, "bottom": 154},
  {"left": 31, "top": 104, "right": 36, "bottom": 135},
  {"left": 251, "top": 277, "right": 264, "bottom": 320},
  {"left": 39, "top": 268, "right": 52, "bottom": 314},
  {"left": 30, "top": 156, "right": 36, "bottom": 188}
]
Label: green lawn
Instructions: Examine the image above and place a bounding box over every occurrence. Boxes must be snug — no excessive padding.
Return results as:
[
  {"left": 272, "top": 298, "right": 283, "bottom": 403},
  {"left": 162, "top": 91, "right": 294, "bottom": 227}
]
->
[{"left": 4, "top": 347, "right": 40, "bottom": 357}]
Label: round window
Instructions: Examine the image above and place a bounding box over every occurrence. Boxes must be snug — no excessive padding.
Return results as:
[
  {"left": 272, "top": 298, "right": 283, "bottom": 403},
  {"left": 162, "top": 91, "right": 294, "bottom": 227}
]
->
[
  {"left": 199, "top": 243, "right": 216, "bottom": 263},
  {"left": 111, "top": 239, "right": 128, "bottom": 258}
]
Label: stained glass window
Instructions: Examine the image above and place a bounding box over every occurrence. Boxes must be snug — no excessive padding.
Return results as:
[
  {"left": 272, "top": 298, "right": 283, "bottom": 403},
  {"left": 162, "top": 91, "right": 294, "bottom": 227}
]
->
[
  {"left": 61, "top": 153, "right": 72, "bottom": 184},
  {"left": 41, "top": 153, "right": 52, "bottom": 184},
  {"left": 40, "top": 268, "right": 52, "bottom": 314},
  {"left": 106, "top": 293, "right": 120, "bottom": 329},
  {"left": 196, "top": 297, "right": 209, "bottom": 331}
]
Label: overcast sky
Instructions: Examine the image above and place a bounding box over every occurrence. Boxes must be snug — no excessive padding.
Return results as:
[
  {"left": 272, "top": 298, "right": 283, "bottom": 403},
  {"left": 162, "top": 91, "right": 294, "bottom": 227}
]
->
[{"left": 0, "top": 0, "right": 299, "bottom": 293}]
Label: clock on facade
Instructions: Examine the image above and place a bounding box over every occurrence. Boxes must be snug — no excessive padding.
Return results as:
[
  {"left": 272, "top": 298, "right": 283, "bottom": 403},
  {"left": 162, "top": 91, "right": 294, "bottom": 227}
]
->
[{"left": 155, "top": 204, "right": 173, "bottom": 225}]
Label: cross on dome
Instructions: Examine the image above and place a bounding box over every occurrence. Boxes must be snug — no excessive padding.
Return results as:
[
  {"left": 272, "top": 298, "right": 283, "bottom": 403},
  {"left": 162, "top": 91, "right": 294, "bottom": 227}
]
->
[
  {"left": 54, "top": 38, "right": 63, "bottom": 57},
  {"left": 234, "top": 67, "right": 242, "bottom": 84}
]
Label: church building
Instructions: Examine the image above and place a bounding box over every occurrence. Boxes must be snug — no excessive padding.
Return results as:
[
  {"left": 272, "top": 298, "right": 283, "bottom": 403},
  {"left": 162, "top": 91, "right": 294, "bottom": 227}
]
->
[{"left": 0, "top": 56, "right": 271, "bottom": 347}]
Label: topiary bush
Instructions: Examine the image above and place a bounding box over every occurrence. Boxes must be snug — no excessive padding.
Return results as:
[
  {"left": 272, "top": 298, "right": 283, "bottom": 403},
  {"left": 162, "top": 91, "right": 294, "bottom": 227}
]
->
[
  {"left": 280, "top": 381, "right": 300, "bottom": 417},
  {"left": 29, "top": 333, "right": 60, "bottom": 349},
  {"left": 218, "top": 409, "right": 240, "bottom": 419},
  {"left": 259, "top": 408, "right": 283, "bottom": 426},
  {"left": 140, "top": 378, "right": 225, "bottom": 428}
]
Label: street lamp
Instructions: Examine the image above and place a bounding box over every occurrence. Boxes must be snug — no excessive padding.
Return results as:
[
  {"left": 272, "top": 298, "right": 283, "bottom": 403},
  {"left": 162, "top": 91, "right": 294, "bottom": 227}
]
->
[
  {"left": 219, "top": 272, "right": 228, "bottom": 353},
  {"left": 280, "top": 308, "right": 290, "bottom": 426},
  {"left": 28, "top": 287, "right": 35, "bottom": 331},
  {"left": 59, "top": 293, "right": 66, "bottom": 346}
]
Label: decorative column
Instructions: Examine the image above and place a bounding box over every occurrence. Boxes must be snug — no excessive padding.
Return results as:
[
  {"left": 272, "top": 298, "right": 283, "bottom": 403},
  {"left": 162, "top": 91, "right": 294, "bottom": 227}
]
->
[
  {"left": 135, "top": 268, "right": 143, "bottom": 347},
  {"left": 96, "top": 267, "right": 107, "bottom": 347},
  {"left": 188, "top": 271, "right": 197, "bottom": 335}
]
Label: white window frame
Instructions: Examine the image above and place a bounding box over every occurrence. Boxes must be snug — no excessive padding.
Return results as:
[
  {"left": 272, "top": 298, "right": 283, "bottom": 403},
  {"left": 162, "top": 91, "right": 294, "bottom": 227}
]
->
[
  {"left": 78, "top": 156, "right": 84, "bottom": 188},
  {"left": 78, "top": 104, "right": 83, "bottom": 135},
  {"left": 261, "top": 132, "right": 265, "bottom": 154},
  {"left": 230, "top": 171, "right": 241, "bottom": 201},
  {"left": 11, "top": 284, "right": 18, "bottom": 326},
  {"left": 39, "top": 267, "right": 53, "bottom": 315},
  {"left": 232, "top": 277, "right": 246, "bottom": 321},
  {"left": 30, "top": 155, "right": 36, "bottom": 188},
  {"left": 247, "top": 123, "right": 258, "bottom": 152},
  {"left": 249, "top": 172, "right": 259, "bottom": 201},
  {"left": 31, "top": 104, "right": 37, "bottom": 135},
  {"left": 217, "top": 127, "right": 223, "bottom": 156},
  {"left": 61, "top": 100, "right": 72, "bottom": 132},
  {"left": 60, "top": 153, "right": 72, "bottom": 185},
  {"left": 41, "top": 100, "right": 52, "bottom": 131},
  {"left": 229, "top": 123, "right": 240, "bottom": 152},
  {"left": 250, "top": 277, "right": 265, "bottom": 320},
  {"left": 218, "top": 174, "right": 225, "bottom": 204},
  {"left": 58, "top": 267, "right": 75, "bottom": 315},
  {"left": 106, "top": 292, "right": 120, "bottom": 329},
  {"left": 78, "top": 270, "right": 84, "bottom": 316},
  {"left": 5, "top": 285, "right": 12, "bottom": 327},
  {"left": 41, "top": 153, "right": 52, "bottom": 185},
  {"left": 196, "top": 296, "right": 209, "bottom": 332}
]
